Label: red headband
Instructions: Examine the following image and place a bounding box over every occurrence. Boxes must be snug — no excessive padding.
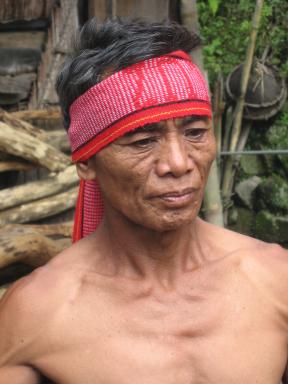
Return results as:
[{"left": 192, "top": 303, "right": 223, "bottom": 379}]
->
[{"left": 68, "top": 50, "right": 212, "bottom": 242}]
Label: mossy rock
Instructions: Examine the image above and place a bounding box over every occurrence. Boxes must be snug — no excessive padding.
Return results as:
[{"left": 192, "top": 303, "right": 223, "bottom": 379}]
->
[
  {"left": 235, "top": 176, "right": 261, "bottom": 209},
  {"left": 239, "top": 155, "right": 266, "bottom": 176},
  {"left": 255, "top": 174, "right": 288, "bottom": 213},
  {"left": 228, "top": 207, "right": 255, "bottom": 236},
  {"left": 265, "top": 124, "right": 288, "bottom": 173},
  {"left": 254, "top": 210, "right": 288, "bottom": 243}
]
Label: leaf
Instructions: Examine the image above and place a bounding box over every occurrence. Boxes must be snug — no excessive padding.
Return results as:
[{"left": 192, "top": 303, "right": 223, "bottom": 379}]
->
[{"left": 208, "top": 0, "right": 220, "bottom": 15}]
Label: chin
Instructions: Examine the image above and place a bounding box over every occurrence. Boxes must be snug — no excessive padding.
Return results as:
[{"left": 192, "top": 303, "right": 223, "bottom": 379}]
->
[{"left": 139, "top": 210, "right": 198, "bottom": 233}]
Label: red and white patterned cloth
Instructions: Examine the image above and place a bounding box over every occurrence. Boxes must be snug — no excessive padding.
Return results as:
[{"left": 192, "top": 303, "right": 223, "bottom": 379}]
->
[{"left": 68, "top": 50, "right": 212, "bottom": 242}]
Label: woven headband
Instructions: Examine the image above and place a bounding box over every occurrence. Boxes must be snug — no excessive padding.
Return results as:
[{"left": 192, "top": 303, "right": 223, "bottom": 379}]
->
[{"left": 68, "top": 50, "right": 212, "bottom": 242}]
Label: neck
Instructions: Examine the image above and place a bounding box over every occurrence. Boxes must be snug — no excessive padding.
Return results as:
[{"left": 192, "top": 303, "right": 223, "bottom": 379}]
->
[{"left": 94, "top": 211, "right": 209, "bottom": 289}]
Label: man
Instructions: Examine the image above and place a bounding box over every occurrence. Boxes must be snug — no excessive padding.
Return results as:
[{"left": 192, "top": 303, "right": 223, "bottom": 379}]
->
[{"left": 0, "top": 18, "right": 287, "bottom": 384}]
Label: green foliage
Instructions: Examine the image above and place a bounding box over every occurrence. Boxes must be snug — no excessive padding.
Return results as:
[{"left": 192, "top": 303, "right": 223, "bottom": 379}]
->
[
  {"left": 264, "top": 105, "right": 288, "bottom": 174},
  {"left": 197, "top": 0, "right": 288, "bottom": 84},
  {"left": 208, "top": 0, "right": 220, "bottom": 15}
]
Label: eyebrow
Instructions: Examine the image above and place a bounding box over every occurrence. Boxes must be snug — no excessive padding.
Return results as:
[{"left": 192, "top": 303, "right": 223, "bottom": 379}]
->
[
  {"left": 123, "top": 123, "right": 160, "bottom": 137},
  {"left": 181, "top": 116, "right": 209, "bottom": 125},
  {"left": 123, "top": 116, "right": 209, "bottom": 137}
]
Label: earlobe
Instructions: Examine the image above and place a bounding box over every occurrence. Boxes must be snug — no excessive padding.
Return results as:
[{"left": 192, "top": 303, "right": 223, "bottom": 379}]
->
[{"left": 76, "top": 161, "right": 97, "bottom": 181}]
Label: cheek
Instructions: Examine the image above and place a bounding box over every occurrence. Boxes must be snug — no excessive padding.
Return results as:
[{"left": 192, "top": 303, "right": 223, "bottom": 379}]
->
[
  {"left": 193, "top": 139, "right": 216, "bottom": 170},
  {"left": 94, "top": 151, "right": 149, "bottom": 195}
]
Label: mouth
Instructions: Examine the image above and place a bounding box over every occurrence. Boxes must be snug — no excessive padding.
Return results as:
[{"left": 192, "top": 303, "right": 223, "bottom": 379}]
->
[{"left": 153, "top": 188, "right": 198, "bottom": 207}]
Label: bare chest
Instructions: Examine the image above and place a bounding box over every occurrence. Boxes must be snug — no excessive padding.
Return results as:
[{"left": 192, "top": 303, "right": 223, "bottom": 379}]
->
[{"left": 34, "top": 278, "right": 287, "bottom": 384}]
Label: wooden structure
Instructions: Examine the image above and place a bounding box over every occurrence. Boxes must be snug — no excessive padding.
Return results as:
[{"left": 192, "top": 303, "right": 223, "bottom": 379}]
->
[{"left": 0, "top": 0, "right": 183, "bottom": 110}]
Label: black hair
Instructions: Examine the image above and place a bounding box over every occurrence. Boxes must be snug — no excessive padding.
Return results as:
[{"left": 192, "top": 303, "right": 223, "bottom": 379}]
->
[{"left": 56, "top": 18, "right": 201, "bottom": 130}]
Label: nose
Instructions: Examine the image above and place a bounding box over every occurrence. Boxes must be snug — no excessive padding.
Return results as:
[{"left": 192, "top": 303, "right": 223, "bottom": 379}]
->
[{"left": 155, "top": 133, "right": 194, "bottom": 178}]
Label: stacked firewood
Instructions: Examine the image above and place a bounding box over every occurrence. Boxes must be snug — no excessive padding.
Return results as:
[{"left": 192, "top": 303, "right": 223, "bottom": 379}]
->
[{"left": 0, "top": 108, "right": 77, "bottom": 297}]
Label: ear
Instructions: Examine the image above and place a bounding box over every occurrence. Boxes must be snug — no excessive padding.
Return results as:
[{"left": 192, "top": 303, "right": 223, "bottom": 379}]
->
[{"left": 76, "top": 160, "right": 98, "bottom": 181}]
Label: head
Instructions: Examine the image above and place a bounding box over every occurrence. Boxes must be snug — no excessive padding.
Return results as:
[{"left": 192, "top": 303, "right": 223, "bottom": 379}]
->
[
  {"left": 56, "top": 18, "right": 202, "bottom": 130},
  {"left": 56, "top": 18, "right": 216, "bottom": 238}
]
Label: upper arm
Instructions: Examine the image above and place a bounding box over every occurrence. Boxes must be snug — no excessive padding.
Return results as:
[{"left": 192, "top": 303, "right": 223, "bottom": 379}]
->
[
  {"left": 0, "top": 277, "right": 41, "bottom": 384},
  {"left": 0, "top": 365, "right": 40, "bottom": 384},
  {"left": 259, "top": 244, "right": 288, "bottom": 327}
]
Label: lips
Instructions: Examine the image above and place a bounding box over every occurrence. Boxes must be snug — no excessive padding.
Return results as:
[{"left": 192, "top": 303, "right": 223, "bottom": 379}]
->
[
  {"left": 158, "top": 187, "right": 195, "bottom": 198},
  {"left": 151, "top": 187, "right": 197, "bottom": 207}
]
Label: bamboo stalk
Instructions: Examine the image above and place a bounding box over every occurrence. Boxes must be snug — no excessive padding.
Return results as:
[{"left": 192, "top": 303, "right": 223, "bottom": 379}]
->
[
  {"left": 221, "top": 0, "right": 264, "bottom": 216},
  {"left": 203, "top": 159, "right": 224, "bottom": 226},
  {"left": 222, "top": 106, "right": 234, "bottom": 152},
  {"left": 229, "top": 0, "right": 264, "bottom": 152},
  {"left": 213, "top": 73, "right": 224, "bottom": 156}
]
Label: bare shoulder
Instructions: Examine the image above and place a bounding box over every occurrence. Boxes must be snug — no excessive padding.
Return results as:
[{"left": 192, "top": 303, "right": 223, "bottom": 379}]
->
[
  {"left": 202, "top": 219, "right": 288, "bottom": 317},
  {"left": 200, "top": 217, "right": 285, "bottom": 258},
  {"left": 0, "top": 240, "right": 94, "bottom": 366}
]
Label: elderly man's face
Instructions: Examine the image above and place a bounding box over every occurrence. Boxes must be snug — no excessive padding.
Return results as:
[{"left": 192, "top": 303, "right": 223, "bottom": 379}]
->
[{"left": 87, "top": 116, "right": 216, "bottom": 231}]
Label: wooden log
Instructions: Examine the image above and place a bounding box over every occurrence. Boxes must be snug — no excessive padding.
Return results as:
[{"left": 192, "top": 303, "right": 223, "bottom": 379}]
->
[
  {"left": 0, "top": 109, "right": 47, "bottom": 140},
  {"left": 0, "top": 73, "right": 36, "bottom": 105},
  {"left": 46, "top": 130, "right": 70, "bottom": 153},
  {"left": 3, "top": 222, "right": 73, "bottom": 238},
  {"left": 0, "top": 110, "right": 68, "bottom": 150},
  {"left": 0, "top": 121, "right": 70, "bottom": 171},
  {"left": 0, "top": 226, "right": 70, "bottom": 269},
  {"left": 0, "top": 165, "right": 78, "bottom": 210},
  {"left": 0, "top": 161, "right": 36, "bottom": 172},
  {"left": 10, "top": 107, "right": 61, "bottom": 121},
  {"left": 0, "top": 187, "right": 78, "bottom": 225}
]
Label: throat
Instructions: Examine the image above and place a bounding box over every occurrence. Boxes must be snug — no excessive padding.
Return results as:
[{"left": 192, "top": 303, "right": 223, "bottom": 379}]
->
[{"left": 94, "top": 216, "right": 207, "bottom": 287}]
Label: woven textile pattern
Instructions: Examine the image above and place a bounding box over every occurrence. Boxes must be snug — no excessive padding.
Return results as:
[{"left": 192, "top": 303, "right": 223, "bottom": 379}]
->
[{"left": 69, "top": 50, "right": 211, "bottom": 156}]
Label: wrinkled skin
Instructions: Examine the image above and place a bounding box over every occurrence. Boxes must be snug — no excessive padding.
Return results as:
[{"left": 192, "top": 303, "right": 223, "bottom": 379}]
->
[
  {"left": 0, "top": 117, "right": 288, "bottom": 384},
  {"left": 88, "top": 116, "right": 216, "bottom": 231}
]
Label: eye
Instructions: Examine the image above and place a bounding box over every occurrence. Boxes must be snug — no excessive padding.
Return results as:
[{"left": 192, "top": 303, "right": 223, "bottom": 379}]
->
[
  {"left": 130, "top": 137, "right": 157, "bottom": 148},
  {"left": 185, "top": 128, "right": 207, "bottom": 141}
]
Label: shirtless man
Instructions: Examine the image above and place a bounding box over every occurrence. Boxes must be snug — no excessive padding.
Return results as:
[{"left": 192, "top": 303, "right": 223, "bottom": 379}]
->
[{"left": 0, "top": 18, "right": 287, "bottom": 384}]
